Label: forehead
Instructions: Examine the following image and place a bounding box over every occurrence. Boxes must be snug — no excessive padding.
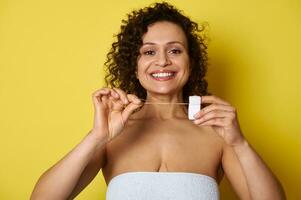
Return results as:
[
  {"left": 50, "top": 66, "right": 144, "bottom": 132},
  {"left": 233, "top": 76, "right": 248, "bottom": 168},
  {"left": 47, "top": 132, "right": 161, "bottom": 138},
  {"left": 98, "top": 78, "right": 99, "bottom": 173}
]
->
[{"left": 142, "top": 21, "right": 188, "bottom": 47}]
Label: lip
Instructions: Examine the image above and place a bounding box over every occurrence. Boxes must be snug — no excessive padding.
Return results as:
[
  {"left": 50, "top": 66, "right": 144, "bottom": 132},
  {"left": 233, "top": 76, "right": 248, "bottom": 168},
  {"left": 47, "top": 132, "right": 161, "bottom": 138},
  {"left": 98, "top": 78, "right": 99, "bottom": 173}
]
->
[
  {"left": 150, "top": 76, "right": 175, "bottom": 81},
  {"left": 149, "top": 69, "right": 177, "bottom": 74},
  {"left": 149, "top": 69, "right": 177, "bottom": 81}
]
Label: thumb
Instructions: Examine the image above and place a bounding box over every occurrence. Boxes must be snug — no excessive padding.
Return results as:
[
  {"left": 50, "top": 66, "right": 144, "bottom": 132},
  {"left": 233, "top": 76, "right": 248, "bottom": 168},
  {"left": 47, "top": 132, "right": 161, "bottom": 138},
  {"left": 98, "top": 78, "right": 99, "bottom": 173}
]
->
[{"left": 121, "top": 94, "right": 142, "bottom": 121}]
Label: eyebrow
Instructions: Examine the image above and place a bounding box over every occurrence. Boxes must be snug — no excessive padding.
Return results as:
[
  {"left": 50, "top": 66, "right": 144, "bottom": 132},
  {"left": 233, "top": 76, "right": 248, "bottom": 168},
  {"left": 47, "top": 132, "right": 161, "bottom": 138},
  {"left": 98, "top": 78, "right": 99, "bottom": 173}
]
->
[{"left": 142, "top": 41, "right": 185, "bottom": 46}]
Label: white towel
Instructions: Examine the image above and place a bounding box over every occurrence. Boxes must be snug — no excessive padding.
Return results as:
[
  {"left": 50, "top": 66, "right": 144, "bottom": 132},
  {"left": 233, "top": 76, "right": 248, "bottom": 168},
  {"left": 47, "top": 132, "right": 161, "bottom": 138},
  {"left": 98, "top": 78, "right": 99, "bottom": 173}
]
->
[{"left": 106, "top": 172, "right": 219, "bottom": 200}]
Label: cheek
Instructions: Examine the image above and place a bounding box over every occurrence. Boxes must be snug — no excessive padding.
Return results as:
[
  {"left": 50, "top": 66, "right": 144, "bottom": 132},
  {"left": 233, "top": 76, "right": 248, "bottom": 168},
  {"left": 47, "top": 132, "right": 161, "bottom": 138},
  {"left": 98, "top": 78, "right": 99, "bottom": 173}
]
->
[
  {"left": 136, "top": 64, "right": 146, "bottom": 80},
  {"left": 139, "top": 56, "right": 153, "bottom": 64},
  {"left": 177, "top": 57, "right": 190, "bottom": 73},
  {"left": 137, "top": 58, "right": 153, "bottom": 74},
  {"left": 179, "top": 58, "right": 190, "bottom": 83}
]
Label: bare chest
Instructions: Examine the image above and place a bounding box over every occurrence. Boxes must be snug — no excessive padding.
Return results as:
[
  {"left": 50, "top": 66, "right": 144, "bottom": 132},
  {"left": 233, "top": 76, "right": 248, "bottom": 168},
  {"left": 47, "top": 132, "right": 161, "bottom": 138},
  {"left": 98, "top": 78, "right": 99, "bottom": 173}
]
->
[{"left": 102, "top": 120, "right": 223, "bottom": 184}]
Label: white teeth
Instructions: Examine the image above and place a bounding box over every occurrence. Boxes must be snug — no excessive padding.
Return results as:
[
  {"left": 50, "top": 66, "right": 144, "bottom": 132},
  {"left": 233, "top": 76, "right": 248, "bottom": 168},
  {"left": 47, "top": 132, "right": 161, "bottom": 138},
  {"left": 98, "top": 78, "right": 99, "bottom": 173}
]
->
[{"left": 151, "top": 72, "right": 174, "bottom": 78}]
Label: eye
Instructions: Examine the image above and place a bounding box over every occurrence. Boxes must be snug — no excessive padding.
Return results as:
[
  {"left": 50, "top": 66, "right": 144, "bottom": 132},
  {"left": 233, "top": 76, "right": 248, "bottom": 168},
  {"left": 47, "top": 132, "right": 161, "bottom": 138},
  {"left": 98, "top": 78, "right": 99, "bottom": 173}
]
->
[
  {"left": 169, "top": 49, "right": 182, "bottom": 54},
  {"left": 143, "top": 50, "right": 155, "bottom": 55}
]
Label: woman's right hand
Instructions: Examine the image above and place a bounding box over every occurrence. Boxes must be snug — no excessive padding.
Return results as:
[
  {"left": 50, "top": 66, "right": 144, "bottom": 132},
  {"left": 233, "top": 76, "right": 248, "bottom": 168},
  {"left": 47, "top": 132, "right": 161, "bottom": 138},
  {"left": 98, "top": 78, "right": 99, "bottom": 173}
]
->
[{"left": 90, "top": 87, "right": 142, "bottom": 143}]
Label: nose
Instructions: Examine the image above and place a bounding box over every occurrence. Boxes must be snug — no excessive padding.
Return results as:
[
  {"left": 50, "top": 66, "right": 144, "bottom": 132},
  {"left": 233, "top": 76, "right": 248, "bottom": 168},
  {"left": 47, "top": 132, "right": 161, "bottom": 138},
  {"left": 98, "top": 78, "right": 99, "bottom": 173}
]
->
[{"left": 155, "top": 51, "right": 171, "bottom": 67}]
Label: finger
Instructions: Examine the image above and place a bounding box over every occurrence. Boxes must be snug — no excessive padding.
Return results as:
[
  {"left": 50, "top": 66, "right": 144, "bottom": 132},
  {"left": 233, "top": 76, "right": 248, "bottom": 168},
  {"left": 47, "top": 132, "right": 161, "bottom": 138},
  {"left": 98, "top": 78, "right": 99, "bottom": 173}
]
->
[
  {"left": 198, "top": 118, "right": 226, "bottom": 127},
  {"left": 112, "top": 88, "right": 129, "bottom": 104},
  {"left": 194, "top": 104, "right": 235, "bottom": 118},
  {"left": 92, "top": 88, "right": 109, "bottom": 99},
  {"left": 122, "top": 103, "right": 142, "bottom": 122},
  {"left": 92, "top": 88, "right": 112, "bottom": 107},
  {"left": 201, "top": 95, "right": 230, "bottom": 106},
  {"left": 108, "top": 88, "right": 119, "bottom": 99},
  {"left": 127, "top": 94, "right": 142, "bottom": 104},
  {"left": 121, "top": 94, "right": 143, "bottom": 120},
  {"left": 193, "top": 110, "right": 232, "bottom": 125},
  {"left": 101, "top": 95, "right": 110, "bottom": 107},
  {"left": 92, "top": 87, "right": 116, "bottom": 102}
]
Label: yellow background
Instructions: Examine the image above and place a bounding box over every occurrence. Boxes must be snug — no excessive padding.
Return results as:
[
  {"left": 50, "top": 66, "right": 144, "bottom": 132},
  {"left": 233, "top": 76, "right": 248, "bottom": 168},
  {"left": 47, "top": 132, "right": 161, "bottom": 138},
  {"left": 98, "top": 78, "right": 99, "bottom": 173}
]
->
[{"left": 0, "top": 0, "right": 300, "bottom": 199}]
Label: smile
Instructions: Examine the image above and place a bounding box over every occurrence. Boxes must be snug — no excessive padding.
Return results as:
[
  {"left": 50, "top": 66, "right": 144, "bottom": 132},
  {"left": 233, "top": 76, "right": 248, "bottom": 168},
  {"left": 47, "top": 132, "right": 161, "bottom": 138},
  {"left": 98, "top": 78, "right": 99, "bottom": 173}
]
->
[{"left": 150, "top": 72, "right": 176, "bottom": 81}]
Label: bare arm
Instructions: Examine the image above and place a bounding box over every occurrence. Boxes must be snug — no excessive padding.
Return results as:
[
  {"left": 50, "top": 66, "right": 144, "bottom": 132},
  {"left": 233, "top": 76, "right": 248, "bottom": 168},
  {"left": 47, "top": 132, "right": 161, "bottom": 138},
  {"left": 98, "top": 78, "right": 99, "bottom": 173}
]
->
[
  {"left": 193, "top": 95, "right": 286, "bottom": 199},
  {"left": 224, "top": 140, "right": 286, "bottom": 200},
  {"left": 221, "top": 142, "right": 251, "bottom": 199},
  {"left": 66, "top": 138, "right": 107, "bottom": 200},
  {"left": 30, "top": 88, "right": 142, "bottom": 200},
  {"left": 30, "top": 131, "right": 107, "bottom": 200}
]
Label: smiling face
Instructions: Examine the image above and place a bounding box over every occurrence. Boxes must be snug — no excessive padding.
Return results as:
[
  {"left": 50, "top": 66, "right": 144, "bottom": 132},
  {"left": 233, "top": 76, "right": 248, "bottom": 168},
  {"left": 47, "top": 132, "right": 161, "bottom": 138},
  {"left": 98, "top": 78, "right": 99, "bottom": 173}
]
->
[{"left": 136, "top": 21, "right": 190, "bottom": 97}]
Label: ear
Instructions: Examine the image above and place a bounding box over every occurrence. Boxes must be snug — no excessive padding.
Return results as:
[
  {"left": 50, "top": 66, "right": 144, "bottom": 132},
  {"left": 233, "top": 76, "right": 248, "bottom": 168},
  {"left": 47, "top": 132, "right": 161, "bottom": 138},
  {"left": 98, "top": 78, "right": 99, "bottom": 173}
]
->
[{"left": 135, "top": 71, "right": 139, "bottom": 79}]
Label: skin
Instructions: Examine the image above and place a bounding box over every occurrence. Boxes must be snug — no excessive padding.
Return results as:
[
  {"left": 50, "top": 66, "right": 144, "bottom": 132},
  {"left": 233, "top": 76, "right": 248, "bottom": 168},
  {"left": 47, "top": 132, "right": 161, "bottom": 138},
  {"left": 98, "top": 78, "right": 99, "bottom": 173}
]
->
[
  {"left": 102, "top": 22, "right": 225, "bottom": 184},
  {"left": 136, "top": 21, "right": 190, "bottom": 105},
  {"left": 101, "top": 21, "right": 285, "bottom": 199},
  {"left": 30, "top": 21, "right": 285, "bottom": 200}
]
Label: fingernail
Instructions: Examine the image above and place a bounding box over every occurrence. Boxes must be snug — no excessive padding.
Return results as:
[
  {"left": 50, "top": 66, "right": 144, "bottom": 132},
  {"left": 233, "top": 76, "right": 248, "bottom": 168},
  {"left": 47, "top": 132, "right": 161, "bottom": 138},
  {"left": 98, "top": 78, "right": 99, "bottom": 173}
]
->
[{"left": 194, "top": 113, "right": 200, "bottom": 118}]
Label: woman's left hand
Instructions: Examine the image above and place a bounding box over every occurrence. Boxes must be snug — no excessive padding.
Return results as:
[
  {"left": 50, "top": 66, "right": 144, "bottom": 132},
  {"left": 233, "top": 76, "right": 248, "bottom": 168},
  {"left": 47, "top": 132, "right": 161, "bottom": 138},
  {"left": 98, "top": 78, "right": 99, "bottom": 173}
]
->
[{"left": 193, "top": 95, "right": 246, "bottom": 146}]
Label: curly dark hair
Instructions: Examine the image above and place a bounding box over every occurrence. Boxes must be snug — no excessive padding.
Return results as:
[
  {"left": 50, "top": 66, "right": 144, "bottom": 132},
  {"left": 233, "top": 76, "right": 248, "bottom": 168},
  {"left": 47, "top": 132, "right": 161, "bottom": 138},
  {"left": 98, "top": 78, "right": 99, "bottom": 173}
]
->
[{"left": 104, "top": 1, "right": 211, "bottom": 104}]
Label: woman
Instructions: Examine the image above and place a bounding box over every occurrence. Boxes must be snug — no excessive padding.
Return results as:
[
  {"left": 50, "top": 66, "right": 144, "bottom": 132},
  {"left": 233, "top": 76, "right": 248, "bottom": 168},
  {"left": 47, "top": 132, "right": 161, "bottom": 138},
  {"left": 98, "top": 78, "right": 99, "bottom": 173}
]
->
[{"left": 31, "top": 2, "right": 285, "bottom": 200}]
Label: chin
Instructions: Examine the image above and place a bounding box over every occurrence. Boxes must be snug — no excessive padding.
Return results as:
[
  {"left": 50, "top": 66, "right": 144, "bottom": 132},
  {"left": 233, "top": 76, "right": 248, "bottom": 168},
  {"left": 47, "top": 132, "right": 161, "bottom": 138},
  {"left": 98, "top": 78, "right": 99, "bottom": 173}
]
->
[
  {"left": 140, "top": 79, "right": 187, "bottom": 96},
  {"left": 146, "top": 86, "right": 181, "bottom": 96}
]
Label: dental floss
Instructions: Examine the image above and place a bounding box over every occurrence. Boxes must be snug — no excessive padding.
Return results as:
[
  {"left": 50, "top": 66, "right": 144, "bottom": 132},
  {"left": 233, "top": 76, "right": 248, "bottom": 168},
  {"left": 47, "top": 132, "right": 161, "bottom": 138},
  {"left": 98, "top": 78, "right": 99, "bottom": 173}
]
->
[
  {"left": 140, "top": 99, "right": 189, "bottom": 105},
  {"left": 139, "top": 96, "right": 202, "bottom": 120},
  {"left": 188, "top": 96, "right": 201, "bottom": 120}
]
